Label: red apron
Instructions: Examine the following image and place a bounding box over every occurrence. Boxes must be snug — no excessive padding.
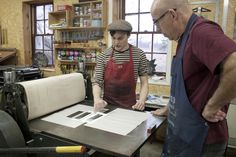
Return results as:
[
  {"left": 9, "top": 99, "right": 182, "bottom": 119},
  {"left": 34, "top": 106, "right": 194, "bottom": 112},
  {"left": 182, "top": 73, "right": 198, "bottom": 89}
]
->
[{"left": 103, "top": 46, "right": 136, "bottom": 108}]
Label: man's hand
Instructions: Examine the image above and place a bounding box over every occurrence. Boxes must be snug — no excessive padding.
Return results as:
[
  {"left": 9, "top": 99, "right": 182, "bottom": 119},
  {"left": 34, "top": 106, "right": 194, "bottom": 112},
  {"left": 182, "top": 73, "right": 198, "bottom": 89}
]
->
[
  {"left": 132, "top": 100, "right": 145, "bottom": 111},
  {"left": 202, "top": 104, "right": 226, "bottom": 122},
  {"left": 151, "top": 106, "right": 168, "bottom": 117},
  {"left": 93, "top": 99, "right": 107, "bottom": 113}
]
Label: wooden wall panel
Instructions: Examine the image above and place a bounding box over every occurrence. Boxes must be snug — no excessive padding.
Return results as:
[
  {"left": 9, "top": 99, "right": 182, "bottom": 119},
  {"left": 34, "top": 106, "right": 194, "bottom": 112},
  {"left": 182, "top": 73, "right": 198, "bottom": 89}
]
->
[
  {"left": 0, "top": 0, "right": 236, "bottom": 95},
  {"left": 112, "top": 0, "right": 123, "bottom": 20},
  {"left": 136, "top": 83, "right": 170, "bottom": 96},
  {"left": 23, "top": 3, "right": 32, "bottom": 66},
  {"left": 227, "top": 0, "right": 236, "bottom": 39},
  {"left": 0, "top": 0, "right": 27, "bottom": 65}
]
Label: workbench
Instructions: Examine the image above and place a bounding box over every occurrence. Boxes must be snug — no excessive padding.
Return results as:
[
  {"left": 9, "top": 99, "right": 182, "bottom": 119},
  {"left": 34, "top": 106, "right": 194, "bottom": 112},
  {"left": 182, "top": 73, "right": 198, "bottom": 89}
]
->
[
  {"left": 29, "top": 101, "right": 166, "bottom": 157},
  {"left": 0, "top": 48, "right": 17, "bottom": 65}
]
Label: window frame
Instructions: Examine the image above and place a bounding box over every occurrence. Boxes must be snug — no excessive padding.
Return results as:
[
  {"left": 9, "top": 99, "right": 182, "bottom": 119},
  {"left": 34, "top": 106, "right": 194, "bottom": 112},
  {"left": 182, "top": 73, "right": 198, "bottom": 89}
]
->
[
  {"left": 32, "top": 3, "right": 54, "bottom": 67},
  {"left": 122, "top": 0, "right": 171, "bottom": 85}
]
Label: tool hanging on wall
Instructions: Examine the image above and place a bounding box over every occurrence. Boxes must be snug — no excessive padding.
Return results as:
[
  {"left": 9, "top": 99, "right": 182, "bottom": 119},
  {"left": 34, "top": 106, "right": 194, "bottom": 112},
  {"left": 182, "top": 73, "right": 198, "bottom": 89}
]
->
[
  {"left": 0, "top": 24, "right": 1, "bottom": 46},
  {"left": 0, "top": 25, "right": 8, "bottom": 45}
]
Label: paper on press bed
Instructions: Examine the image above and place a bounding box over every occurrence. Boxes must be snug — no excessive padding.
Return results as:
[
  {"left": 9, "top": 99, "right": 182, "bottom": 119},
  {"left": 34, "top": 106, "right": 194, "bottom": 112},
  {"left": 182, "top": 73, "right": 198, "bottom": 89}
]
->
[
  {"left": 85, "top": 108, "right": 148, "bottom": 136},
  {"left": 42, "top": 104, "right": 106, "bottom": 128},
  {"left": 42, "top": 106, "right": 148, "bottom": 135}
]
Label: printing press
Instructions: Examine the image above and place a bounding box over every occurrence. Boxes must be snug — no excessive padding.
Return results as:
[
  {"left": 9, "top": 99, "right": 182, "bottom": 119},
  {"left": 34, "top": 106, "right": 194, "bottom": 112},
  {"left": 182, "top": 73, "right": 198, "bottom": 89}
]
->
[
  {"left": 0, "top": 66, "right": 42, "bottom": 86},
  {"left": 0, "top": 72, "right": 165, "bottom": 157}
]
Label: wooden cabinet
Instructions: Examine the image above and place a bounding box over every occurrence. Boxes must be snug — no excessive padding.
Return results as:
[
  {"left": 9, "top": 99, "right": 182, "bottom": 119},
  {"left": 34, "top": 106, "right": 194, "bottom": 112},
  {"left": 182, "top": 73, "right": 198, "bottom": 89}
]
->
[
  {"left": 48, "top": 0, "right": 107, "bottom": 42},
  {"left": 55, "top": 43, "right": 99, "bottom": 64},
  {"left": 49, "top": 10, "right": 72, "bottom": 28},
  {"left": 48, "top": 0, "right": 107, "bottom": 74},
  {"left": 73, "top": 0, "right": 107, "bottom": 28},
  {"left": 49, "top": 0, "right": 107, "bottom": 29},
  {"left": 54, "top": 42, "right": 101, "bottom": 74}
]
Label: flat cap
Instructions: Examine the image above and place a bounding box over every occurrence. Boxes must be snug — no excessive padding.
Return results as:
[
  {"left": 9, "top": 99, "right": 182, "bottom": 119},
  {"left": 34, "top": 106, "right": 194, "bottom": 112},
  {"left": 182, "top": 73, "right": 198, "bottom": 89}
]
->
[{"left": 108, "top": 20, "right": 132, "bottom": 32}]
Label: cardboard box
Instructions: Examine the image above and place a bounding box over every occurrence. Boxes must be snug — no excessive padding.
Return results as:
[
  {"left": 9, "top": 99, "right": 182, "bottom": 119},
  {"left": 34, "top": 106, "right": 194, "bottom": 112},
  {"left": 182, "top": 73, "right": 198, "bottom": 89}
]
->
[{"left": 57, "top": 5, "right": 72, "bottom": 11}]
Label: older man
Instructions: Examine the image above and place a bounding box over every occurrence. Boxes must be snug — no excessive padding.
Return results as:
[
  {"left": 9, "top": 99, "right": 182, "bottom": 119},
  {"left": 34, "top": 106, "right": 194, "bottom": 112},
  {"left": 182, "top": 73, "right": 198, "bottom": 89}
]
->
[{"left": 151, "top": 0, "right": 236, "bottom": 156}]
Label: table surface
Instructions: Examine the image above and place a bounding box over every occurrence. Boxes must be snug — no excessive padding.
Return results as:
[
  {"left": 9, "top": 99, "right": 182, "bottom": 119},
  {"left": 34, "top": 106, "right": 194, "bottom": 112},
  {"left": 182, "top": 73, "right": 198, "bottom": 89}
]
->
[
  {"left": 228, "top": 138, "right": 236, "bottom": 148},
  {"left": 0, "top": 51, "right": 16, "bottom": 62},
  {"left": 29, "top": 102, "right": 165, "bottom": 157}
]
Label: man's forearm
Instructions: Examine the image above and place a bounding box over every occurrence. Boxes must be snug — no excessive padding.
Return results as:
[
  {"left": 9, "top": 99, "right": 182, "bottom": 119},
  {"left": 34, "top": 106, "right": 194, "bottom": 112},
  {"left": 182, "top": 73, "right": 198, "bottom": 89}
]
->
[
  {"left": 92, "top": 84, "right": 102, "bottom": 101},
  {"left": 208, "top": 52, "right": 236, "bottom": 108},
  {"left": 139, "top": 75, "right": 149, "bottom": 102}
]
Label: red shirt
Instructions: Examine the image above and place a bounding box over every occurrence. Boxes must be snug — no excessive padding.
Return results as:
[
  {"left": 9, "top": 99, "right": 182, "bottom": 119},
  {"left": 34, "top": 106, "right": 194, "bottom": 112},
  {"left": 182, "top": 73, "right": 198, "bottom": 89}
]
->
[{"left": 180, "top": 17, "right": 236, "bottom": 144}]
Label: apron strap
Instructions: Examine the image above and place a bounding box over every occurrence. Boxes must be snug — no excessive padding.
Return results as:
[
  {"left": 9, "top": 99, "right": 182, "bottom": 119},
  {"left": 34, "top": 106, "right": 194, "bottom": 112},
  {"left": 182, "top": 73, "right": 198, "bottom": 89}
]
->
[{"left": 178, "top": 14, "right": 198, "bottom": 59}]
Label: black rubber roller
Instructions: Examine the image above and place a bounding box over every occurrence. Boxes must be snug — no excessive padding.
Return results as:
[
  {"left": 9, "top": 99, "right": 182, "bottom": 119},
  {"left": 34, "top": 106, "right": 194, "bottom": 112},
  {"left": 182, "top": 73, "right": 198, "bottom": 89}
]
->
[{"left": 0, "top": 110, "right": 26, "bottom": 157}]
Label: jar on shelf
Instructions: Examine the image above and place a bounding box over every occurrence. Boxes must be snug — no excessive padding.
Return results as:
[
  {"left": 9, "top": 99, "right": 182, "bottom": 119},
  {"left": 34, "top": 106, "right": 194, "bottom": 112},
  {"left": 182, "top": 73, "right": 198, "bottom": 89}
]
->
[
  {"left": 80, "top": 9, "right": 83, "bottom": 15},
  {"left": 95, "top": 3, "right": 101, "bottom": 9},
  {"left": 75, "top": 6, "right": 80, "bottom": 15},
  {"left": 84, "top": 6, "right": 89, "bottom": 15},
  {"left": 91, "top": 19, "right": 101, "bottom": 27},
  {"left": 80, "top": 18, "right": 84, "bottom": 27},
  {"left": 73, "top": 18, "right": 80, "bottom": 27},
  {"left": 83, "top": 20, "right": 91, "bottom": 27}
]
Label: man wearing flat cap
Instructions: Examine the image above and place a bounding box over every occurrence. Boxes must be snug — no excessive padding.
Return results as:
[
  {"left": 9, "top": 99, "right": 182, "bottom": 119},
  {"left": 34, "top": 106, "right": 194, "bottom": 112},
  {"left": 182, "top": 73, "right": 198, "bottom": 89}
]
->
[{"left": 93, "top": 20, "right": 148, "bottom": 112}]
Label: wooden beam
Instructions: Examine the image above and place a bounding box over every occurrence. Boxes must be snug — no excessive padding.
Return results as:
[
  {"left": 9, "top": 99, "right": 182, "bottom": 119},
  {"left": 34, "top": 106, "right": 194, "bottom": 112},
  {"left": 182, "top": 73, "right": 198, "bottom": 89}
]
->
[{"left": 22, "top": 3, "right": 32, "bottom": 65}]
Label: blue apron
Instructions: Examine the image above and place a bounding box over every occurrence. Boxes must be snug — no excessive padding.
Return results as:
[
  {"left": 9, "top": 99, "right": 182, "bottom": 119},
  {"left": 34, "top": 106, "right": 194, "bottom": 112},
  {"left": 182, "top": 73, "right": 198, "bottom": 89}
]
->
[{"left": 161, "top": 14, "right": 209, "bottom": 157}]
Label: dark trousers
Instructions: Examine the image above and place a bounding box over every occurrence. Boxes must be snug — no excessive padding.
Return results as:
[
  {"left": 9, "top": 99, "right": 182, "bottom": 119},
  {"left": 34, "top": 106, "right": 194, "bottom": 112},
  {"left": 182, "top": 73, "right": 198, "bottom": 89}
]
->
[{"left": 202, "top": 141, "right": 227, "bottom": 157}]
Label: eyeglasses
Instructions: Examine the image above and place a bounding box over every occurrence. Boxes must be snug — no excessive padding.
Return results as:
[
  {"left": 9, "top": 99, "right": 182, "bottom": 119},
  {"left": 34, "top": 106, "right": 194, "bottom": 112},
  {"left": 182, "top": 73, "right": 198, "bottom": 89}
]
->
[
  {"left": 153, "top": 9, "right": 176, "bottom": 25},
  {"left": 153, "top": 10, "right": 169, "bottom": 25}
]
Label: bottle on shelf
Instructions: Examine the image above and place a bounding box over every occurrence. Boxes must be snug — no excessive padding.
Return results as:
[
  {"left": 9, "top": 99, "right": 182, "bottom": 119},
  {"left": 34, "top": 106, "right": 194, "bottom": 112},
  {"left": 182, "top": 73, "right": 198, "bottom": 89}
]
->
[{"left": 77, "top": 57, "right": 85, "bottom": 73}]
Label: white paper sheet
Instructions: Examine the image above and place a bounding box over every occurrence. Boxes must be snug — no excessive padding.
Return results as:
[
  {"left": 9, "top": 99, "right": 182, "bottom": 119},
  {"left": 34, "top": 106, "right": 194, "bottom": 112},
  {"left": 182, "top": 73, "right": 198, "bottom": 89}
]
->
[
  {"left": 145, "top": 94, "right": 169, "bottom": 107},
  {"left": 42, "top": 104, "right": 105, "bottom": 128},
  {"left": 42, "top": 112, "right": 85, "bottom": 128},
  {"left": 42, "top": 105, "right": 148, "bottom": 134},
  {"left": 85, "top": 108, "right": 148, "bottom": 136}
]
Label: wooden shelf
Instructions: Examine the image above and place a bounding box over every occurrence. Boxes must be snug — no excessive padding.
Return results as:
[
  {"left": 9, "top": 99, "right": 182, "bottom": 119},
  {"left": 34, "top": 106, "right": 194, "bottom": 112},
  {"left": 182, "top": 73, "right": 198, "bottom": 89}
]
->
[
  {"left": 54, "top": 43, "right": 101, "bottom": 50},
  {"left": 72, "top": 0, "right": 107, "bottom": 27},
  {"left": 0, "top": 51, "right": 16, "bottom": 62},
  {"left": 58, "top": 60, "right": 96, "bottom": 66},
  {"left": 50, "top": 26, "right": 105, "bottom": 30},
  {"left": 59, "top": 60, "right": 77, "bottom": 65},
  {"left": 86, "top": 62, "right": 96, "bottom": 66},
  {"left": 93, "top": 9, "right": 102, "bottom": 12},
  {"left": 49, "top": 11, "right": 66, "bottom": 15},
  {"left": 49, "top": 0, "right": 107, "bottom": 73},
  {"left": 48, "top": 0, "right": 107, "bottom": 30},
  {"left": 0, "top": 48, "right": 17, "bottom": 65},
  {"left": 74, "top": 15, "right": 91, "bottom": 18},
  {"left": 49, "top": 10, "right": 72, "bottom": 27}
]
